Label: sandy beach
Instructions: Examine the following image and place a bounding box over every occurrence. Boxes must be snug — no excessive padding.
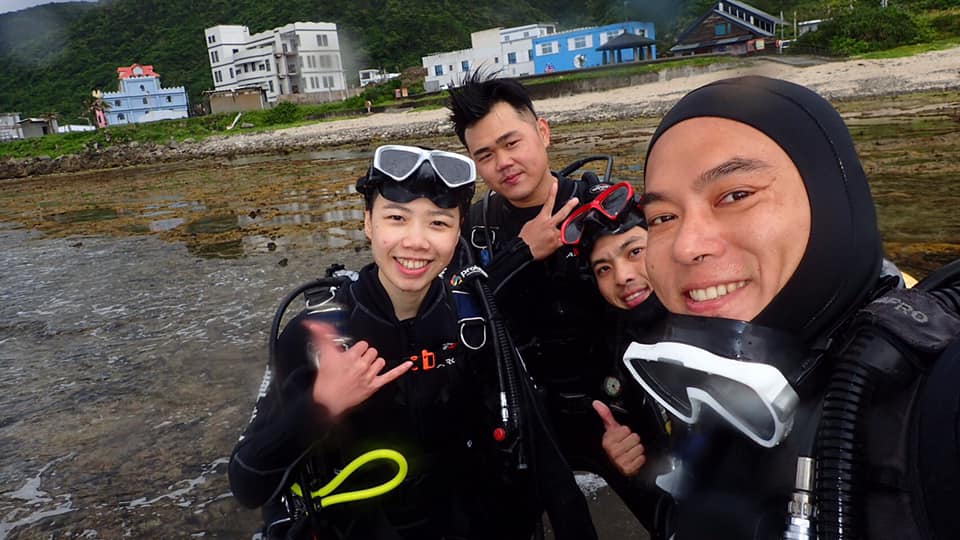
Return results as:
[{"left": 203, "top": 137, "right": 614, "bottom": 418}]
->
[
  {"left": 3, "top": 46, "right": 960, "bottom": 179},
  {"left": 269, "top": 45, "right": 960, "bottom": 146}
]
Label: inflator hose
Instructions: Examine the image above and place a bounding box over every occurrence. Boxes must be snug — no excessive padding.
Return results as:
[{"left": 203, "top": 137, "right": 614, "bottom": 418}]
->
[
  {"left": 814, "top": 332, "right": 875, "bottom": 540},
  {"left": 472, "top": 273, "right": 525, "bottom": 455}
]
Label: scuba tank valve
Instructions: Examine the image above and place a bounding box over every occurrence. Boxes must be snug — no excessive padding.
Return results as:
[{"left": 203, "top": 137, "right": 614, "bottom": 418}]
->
[{"left": 784, "top": 456, "right": 816, "bottom": 540}]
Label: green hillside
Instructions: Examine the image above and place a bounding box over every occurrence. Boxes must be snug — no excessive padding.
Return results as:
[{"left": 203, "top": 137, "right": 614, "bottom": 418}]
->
[{"left": 0, "top": 0, "right": 955, "bottom": 119}]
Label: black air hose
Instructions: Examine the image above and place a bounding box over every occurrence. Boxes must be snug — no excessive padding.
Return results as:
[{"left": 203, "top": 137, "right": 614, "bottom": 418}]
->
[
  {"left": 472, "top": 275, "right": 525, "bottom": 451},
  {"left": 816, "top": 326, "right": 912, "bottom": 540},
  {"left": 814, "top": 340, "right": 873, "bottom": 540}
]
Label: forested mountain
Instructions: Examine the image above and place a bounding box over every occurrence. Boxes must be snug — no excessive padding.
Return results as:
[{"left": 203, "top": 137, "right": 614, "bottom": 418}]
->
[{"left": 0, "top": 0, "right": 950, "bottom": 118}]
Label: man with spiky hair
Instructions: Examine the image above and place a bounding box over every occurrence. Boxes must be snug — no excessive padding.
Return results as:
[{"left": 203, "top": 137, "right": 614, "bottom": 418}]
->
[{"left": 449, "top": 72, "right": 666, "bottom": 537}]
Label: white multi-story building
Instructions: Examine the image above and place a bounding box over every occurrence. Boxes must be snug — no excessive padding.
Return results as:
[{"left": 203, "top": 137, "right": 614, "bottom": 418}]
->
[
  {"left": 0, "top": 112, "right": 23, "bottom": 141},
  {"left": 204, "top": 22, "right": 346, "bottom": 103},
  {"left": 422, "top": 23, "right": 556, "bottom": 92}
]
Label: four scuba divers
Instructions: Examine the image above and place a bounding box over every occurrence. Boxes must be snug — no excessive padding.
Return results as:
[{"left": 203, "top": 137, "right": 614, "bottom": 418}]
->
[
  {"left": 627, "top": 75, "right": 960, "bottom": 539},
  {"left": 228, "top": 145, "right": 595, "bottom": 539},
  {"left": 448, "top": 73, "right": 666, "bottom": 536}
]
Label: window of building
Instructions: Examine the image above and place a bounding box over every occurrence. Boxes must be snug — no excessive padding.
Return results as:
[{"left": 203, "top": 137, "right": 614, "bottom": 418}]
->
[
  {"left": 265, "top": 59, "right": 270, "bottom": 71},
  {"left": 573, "top": 36, "right": 587, "bottom": 49},
  {"left": 307, "top": 55, "right": 316, "bottom": 68},
  {"left": 636, "top": 28, "right": 646, "bottom": 37},
  {"left": 317, "top": 34, "right": 328, "bottom": 47},
  {"left": 142, "top": 97, "right": 148, "bottom": 104},
  {"left": 434, "top": 65, "right": 443, "bottom": 76},
  {"left": 233, "top": 48, "right": 238, "bottom": 54},
  {"left": 269, "top": 80, "right": 274, "bottom": 93},
  {"left": 166, "top": 96, "right": 172, "bottom": 103},
  {"left": 214, "top": 70, "right": 222, "bottom": 83},
  {"left": 539, "top": 42, "right": 556, "bottom": 55},
  {"left": 296, "top": 35, "right": 301, "bottom": 48},
  {"left": 139, "top": 84, "right": 145, "bottom": 91},
  {"left": 524, "top": 31, "right": 529, "bottom": 37},
  {"left": 322, "top": 75, "right": 334, "bottom": 88},
  {"left": 715, "top": 23, "right": 730, "bottom": 36},
  {"left": 229, "top": 67, "right": 234, "bottom": 78},
  {"left": 114, "top": 100, "right": 121, "bottom": 107},
  {"left": 528, "top": 49, "right": 533, "bottom": 60},
  {"left": 507, "top": 52, "right": 517, "bottom": 64},
  {"left": 118, "top": 113, "right": 125, "bottom": 120},
  {"left": 461, "top": 60, "right": 469, "bottom": 71},
  {"left": 319, "top": 55, "right": 332, "bottom": 69},
  {"left": 208, "top": 35, "right": 215, "bottom": 44},
  {"left": 494, "top": 57, "right": 499, "bottom": 63}
]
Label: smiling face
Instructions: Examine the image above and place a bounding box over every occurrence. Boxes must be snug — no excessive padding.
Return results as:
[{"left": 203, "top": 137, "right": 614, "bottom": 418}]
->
[
  {"left": 642, "top": 117, "right": 811, "bottom": 322},
  {"left": 364, "top": 195, "right": 460, "bottom": 311},
  {"left": 463, "top": 101, "right": 554, "bottom": 208},
  {"left": 589, "top": 226, "right": 652, "bottom": 310}
]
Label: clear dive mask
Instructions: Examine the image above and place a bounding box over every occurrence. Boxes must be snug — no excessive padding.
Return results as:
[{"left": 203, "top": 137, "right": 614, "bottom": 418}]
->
[{"left": 622, "top": 315, "right": 807, "bottom": 448}]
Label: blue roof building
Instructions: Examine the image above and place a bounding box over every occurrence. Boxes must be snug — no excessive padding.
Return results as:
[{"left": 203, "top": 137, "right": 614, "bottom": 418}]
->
[
  {"left": 532, "top": 21, "right": 656, "bottom": 75},
  {"left": 102, "top": 64, "right": 189, "bottom": 125}
]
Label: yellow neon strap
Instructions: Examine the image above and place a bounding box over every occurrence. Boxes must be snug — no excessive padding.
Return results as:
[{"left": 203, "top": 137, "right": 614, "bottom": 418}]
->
[{"left": 290, "top": 449, "right": 408, "bottom": 508}]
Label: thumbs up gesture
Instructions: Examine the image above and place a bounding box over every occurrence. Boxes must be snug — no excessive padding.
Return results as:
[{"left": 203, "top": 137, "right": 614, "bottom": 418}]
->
[{"left": 593, "top": 400, "right": 646, "bottom": 477}]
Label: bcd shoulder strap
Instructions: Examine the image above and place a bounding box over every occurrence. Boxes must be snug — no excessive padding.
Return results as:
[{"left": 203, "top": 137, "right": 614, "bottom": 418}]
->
[{"left": 855, "top": 287, "right": 960, "bottom": 356}]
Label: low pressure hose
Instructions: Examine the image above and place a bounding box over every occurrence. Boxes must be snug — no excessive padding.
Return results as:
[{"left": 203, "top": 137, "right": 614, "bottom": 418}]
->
[
  {"left": 815, "top": 326, "right": 910, "bottom": 540},
  {"left": 474, "top": 276, "right": 525, "bottom": 449},
  {"left": 814, "top": 339, "right": 873, "bottom": 540}
]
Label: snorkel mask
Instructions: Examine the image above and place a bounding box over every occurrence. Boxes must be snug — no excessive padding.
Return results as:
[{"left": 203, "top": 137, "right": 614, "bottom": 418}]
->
[
  {"left": 356, "top": 145, "right": 477, "bottom": 213},
  {"left": 560, "top": 181, "right": 646, "bottom": 251},
  {"left": 622, "top": 314, "right": 807, "bottom": 448}
]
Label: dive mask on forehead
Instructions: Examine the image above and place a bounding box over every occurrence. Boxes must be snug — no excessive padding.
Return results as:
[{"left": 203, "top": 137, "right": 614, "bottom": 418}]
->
[
  {"left": 622, "top": 315, "right": 806, "bottom": 448},
  {"left": 356, "top": 145, "right": 476, "bottom": 209},
  {"left": 561, "top": 181, "right": 645, "bottom": 246},
  {"left": 373, "top": 145, "right": 475, "bottom": 188}
]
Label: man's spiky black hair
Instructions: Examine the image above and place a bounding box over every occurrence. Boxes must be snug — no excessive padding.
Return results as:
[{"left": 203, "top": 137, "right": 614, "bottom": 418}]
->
[{"left": 448, "top": 69, "right": 537, "bottom": 148}]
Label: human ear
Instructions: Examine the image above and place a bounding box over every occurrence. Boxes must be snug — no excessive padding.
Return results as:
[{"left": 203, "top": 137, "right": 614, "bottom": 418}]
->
[{"left": 537, "top": 117, "right": 552, "bottom": 148}]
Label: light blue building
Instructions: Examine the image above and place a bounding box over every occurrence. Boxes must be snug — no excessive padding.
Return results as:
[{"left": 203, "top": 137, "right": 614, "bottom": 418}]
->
[
  {"left": 531, "top": 21, "right": 656, "bottom": 74},
  {"left": 102, "top": 64, "right": 189, "bottom": 125}
]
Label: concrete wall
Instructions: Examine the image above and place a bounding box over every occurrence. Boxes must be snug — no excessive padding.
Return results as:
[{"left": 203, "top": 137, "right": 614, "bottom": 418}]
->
[
  {"left": 521, "top": 56, "right": 735, "bottom": 101},
  {"left": 210, "top": 92, "right": 268, "bottom": 114}
]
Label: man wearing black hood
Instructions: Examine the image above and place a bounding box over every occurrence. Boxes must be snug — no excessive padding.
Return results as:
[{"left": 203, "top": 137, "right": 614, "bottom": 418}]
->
[{"left": 627, "top": 76, "right": 960, "bottom": 539}]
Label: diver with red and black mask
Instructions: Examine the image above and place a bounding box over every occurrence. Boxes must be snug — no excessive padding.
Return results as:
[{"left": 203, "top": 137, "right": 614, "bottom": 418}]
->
[
  {"left": 622, "top": 76, "right": 960, "bottom": 539},
  {"left": 558, "top": 181, "right": 675, "bottom": 534}
]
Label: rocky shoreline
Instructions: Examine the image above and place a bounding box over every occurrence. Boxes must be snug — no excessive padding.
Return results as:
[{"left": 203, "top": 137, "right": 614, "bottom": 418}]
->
[{"left": 3, "top": 47, "right": 960, "bottom": 180}]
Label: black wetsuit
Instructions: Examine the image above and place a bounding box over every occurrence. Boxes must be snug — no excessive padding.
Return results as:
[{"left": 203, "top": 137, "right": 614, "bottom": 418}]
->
[
  {"left": 634, "top": 75, "right": 960, "bottom": 540},
  {"left": 229, "top": 264, "right": 505, "bottom": 540},
  {"left": 463, "top": 174, "right": 666, "bottom": 536}
]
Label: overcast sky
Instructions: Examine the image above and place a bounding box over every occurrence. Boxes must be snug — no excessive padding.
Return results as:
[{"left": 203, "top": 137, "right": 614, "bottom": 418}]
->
[{"left": 0, "top": 0, "right": 98, "bottom": 15}]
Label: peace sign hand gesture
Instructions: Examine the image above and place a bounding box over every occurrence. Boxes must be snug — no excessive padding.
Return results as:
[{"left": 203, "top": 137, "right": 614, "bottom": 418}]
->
[
  {"left": 518, "top": 179, "right": 579, "bottom": 261},
  {"left": 305, "top": 321, "right": 413, "bottom": 419}
]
